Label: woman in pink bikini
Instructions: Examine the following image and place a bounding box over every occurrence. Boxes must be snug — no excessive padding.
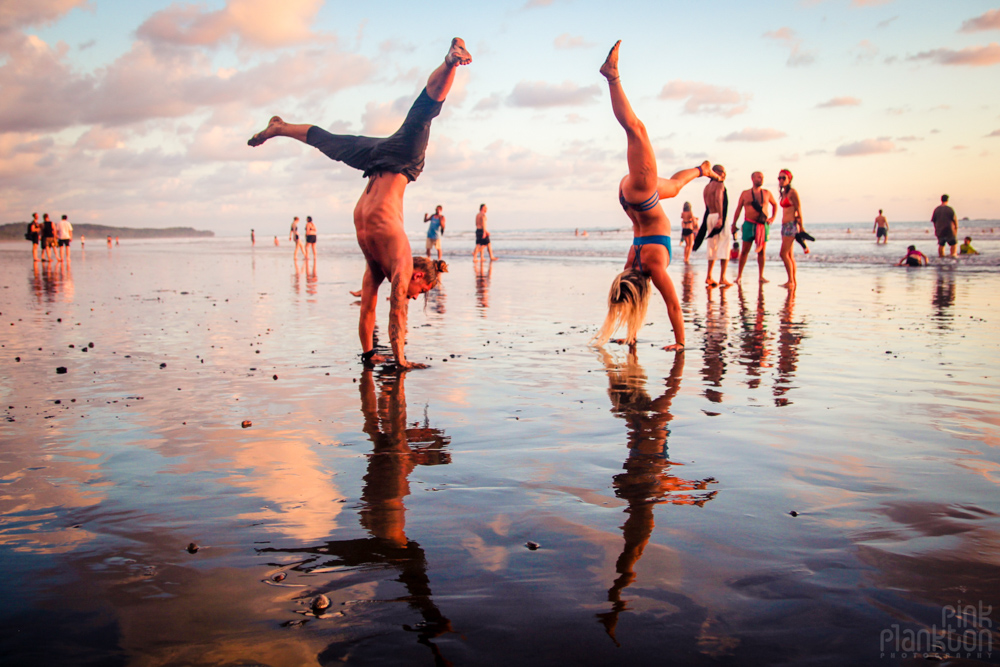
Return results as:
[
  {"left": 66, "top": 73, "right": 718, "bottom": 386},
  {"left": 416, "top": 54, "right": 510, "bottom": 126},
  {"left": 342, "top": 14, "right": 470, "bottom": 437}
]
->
[
  {"left": 777, "top": 169, "right": 802, "bottom": 289},
  {"left": 592, "top": 41, "right": 719, "bottom": 351}
]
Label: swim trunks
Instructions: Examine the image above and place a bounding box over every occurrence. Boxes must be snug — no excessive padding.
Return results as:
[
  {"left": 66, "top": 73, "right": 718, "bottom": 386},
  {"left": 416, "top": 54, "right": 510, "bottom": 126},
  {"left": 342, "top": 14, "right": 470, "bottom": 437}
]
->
[
  {"left": 936, "top": 231, "right": 957, "bottom": 246},
  {"left": 742, "top": 220, "right": 768, "bottom": 244},
  {"left": 476, "top": 228, "right": 490, "bottom": 246},
  {"left": 781, "top": 221, "right": 797, "bottom": 238},
  {"left": 306, "top": 88, "right": 443, "bottom": 183},
  {"left": 905, "top": 256, "right": 921, "bottom": 267},
  {"left": 876, "top": 227, "right": 887, "bottom": 238},
  {"left": 425, "top": 237, "right": 441, "bottom": 252},
  {"left": 306, "top": 235, "right": 317, "bottom": 244}
]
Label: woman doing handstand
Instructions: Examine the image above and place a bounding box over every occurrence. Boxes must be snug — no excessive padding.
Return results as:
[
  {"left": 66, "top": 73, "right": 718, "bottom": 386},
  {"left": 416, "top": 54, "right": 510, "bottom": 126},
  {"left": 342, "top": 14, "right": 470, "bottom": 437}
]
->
[{"left": 593, "top": 41, "right": 720, "bottom": 352}]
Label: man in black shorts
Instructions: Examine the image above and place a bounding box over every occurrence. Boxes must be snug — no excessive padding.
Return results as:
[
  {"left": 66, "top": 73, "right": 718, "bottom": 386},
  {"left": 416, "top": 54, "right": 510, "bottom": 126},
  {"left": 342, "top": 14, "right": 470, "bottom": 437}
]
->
[
  {"left": 931, "top": 194, "right": 958, "bottom": 257},
  {"left": 249, "top": 39, "right": 470, "bottom": 369}
]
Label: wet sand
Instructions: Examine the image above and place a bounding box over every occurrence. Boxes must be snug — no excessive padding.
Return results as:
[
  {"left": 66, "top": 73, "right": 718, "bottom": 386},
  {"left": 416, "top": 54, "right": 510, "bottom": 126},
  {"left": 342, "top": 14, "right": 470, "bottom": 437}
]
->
[{"left": 2, "top": 240, "right": 999, "bottom": 666}]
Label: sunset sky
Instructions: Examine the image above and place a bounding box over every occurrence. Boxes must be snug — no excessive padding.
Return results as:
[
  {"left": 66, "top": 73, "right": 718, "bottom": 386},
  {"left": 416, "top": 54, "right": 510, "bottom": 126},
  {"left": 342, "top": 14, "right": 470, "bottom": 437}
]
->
[{"left": 2, "top": 0, "right": 998, "bottom": 236}]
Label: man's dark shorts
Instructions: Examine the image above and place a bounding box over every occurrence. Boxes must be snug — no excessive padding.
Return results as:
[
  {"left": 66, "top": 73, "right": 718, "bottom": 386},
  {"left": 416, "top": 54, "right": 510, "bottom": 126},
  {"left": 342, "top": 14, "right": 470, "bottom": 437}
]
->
[
  {"left": 306, "top": 88, "right": 443, "bottom": 183},
  {"left": 876, "top": 227, "right": 887, "bottom": 239},
  {"left": 476, "top": 229, "right": 490, "bottom": 246},
  {"left": 937, "top": 232, "right": 957, "bottom": 247}
]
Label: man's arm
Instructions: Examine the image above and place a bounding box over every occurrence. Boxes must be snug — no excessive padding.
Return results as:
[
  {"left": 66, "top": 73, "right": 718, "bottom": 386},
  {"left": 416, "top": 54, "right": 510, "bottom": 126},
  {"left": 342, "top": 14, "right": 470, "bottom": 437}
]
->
[
  {"left": 765, "top": 191, "right": 777, "bottom": 224},
  {"left": 424, "top": 213, "right": 431, "bottom": 222},
  {"left": 731, "top": 192, "right": 746, "bottom": 234},
  {"left": 440, "top": 215, "right": 445, "bottom": 234},
  {"left": 387, "top": 257, "right": 427, "bottom": 370},
  {"left": 358, "top": 265, "right": 384, "bottom": 361}
]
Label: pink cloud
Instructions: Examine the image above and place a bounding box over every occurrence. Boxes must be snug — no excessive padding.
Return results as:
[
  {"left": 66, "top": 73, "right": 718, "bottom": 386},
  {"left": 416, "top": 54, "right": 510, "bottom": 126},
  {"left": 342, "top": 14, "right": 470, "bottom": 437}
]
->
[
  {"left": 851, "top": 0, "right": 893, "bottom": 5},
  {"left": 835, "top": 138, "right": 895, "bottom": 156},
  {"left": 507, "top": 81, "right": 600, "bottom": 108},
  {"left": 817, "top": 96, "right": 861, "bottom": 108},
  {"left": 910, "top": 43, "right": 1000, "bottom": 67},
  {"left": 659, "top": 81, "right": 750, "bottom": 117},
  {"left": 0, "top": 0, "right": 88, "bottom": 31},
  {"left": 763, "top": 27, "right": 816, "bottom": 66},
  {"left": 986, "top": 129, "right": 1000, "bottom": 137},
  {"left": 720, "top": 128, "right": 787, "bottom": 142},
  {"left": 136, "top": 0, "right": 324, "bottom": 50},
  {"left": 553, "top": 34, "right": 593, "bottom": 50},
  {"left": 960, "top": 9, "right": 1000, "bottom": 33}
]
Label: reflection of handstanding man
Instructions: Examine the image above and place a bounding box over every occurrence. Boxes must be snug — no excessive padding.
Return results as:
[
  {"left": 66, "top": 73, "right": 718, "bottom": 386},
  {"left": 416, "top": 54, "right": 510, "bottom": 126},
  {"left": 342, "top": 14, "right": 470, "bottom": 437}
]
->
[
  {"left": 248, "top": 39, "right": 470, "bottom": 368},
  {"left": 732, "top": 171, "right": 777, "bottom": 284},
  {"left": 703, "top": 164, "right": 731, "bottom": 287}
]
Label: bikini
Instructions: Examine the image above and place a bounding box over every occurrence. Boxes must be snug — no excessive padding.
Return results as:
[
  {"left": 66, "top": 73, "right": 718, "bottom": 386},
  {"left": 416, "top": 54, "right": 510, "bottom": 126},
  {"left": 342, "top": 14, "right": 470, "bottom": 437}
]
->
[{"left": 619, "top": 189, "right": 671, "bottom": 268}]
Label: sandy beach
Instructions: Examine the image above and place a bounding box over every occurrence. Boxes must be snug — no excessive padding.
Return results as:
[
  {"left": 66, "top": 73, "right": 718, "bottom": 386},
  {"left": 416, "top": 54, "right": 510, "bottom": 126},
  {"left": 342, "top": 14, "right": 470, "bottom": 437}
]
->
[{"left": 2, "top": 236, "right": 999, "bottom": 666}]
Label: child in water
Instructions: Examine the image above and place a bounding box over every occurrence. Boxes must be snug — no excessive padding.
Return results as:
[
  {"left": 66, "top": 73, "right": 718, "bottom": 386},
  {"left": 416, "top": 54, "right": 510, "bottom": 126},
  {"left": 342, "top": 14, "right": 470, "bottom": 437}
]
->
[
  {"left": 729, "top": 241, "right": 739, "bottom": 262},
  {"left": 959, "top": 237, "right": 979, "bottom": 255},
  {"left": 897, "top": 245, "right": 928, "bottom": 267}
]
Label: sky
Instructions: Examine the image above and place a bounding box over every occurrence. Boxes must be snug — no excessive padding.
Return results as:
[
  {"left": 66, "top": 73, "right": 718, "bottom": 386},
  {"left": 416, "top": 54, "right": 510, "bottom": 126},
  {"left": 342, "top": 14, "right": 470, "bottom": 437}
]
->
[{"left": 1, "top": 0, "right": 998, "bottom": 236}]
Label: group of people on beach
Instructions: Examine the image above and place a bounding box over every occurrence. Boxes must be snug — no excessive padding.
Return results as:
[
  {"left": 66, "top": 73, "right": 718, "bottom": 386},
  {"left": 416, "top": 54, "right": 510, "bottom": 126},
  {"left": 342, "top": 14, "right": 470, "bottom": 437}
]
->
[
  {"left": 26, "top": 213, "right": 75, "bottom": 263},
  {"left": 247, "top": 38, "right": 982, "bottom": 369}
]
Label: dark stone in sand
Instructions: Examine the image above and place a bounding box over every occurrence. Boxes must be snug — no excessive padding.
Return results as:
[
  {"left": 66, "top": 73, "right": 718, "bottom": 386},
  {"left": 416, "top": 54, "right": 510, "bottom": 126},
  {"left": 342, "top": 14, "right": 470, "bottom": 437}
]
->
[
  {"left": 56, "top": 367, "right": 67, "bottom": 374},
  {"left": 272, "top": 572, "right": 286, "bottom": 582},
  {"left": 311, "top": 594, "right": 331, "bottom": 613},
  {"left": 789, "top": 511, "right": 798, "bottom": 517},
  {"left": 14, "top": 357, "right": 19, "bottom": 362},
  {"left": 187, "top": 542, "right": 199, "bottom": 553},
  {"left": 526, "top": 541, "right": 540, "bottom": 550},
  {"left": 241, "top": 420, "right": 252, "bottom": 428},
  {"left": 88, "top": 342, "right": 94, "bottom": 348},
  {"left": 159, "top": 363, "right": 167, "bottom": 368},
  {"left": 273, "top": 375, "right": 278, "bottom": 380},
  {"left": 54, "top": 400, "right": 61, "bottom": 405}
]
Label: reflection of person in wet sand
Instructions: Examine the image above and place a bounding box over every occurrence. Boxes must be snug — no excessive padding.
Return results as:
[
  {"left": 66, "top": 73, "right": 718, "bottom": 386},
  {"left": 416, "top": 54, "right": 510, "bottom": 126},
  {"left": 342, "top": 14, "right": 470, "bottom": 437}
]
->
[
  {"left": 594, "top": 349, "right": 717, "bottom": 645},
  {"left": 736, "top": 284, "right": 771, "bottom": 390},
  {"left": 774, "top": 288, "right": 804, "bottom": 407},
  {"left": 474, "top": 259, "right": 491, "bottom": 312},
  {"left": 260, "top": 369, "right": 452, "bottom": 662},
  {"left": 701, "top": 286, "right": 730, "bottom": 404},
  {"left": 593, "top": 41, "right": 721, "bottom": 352},
  {"left": 249, "top": 39, "right": 469, "bottom": 369}
]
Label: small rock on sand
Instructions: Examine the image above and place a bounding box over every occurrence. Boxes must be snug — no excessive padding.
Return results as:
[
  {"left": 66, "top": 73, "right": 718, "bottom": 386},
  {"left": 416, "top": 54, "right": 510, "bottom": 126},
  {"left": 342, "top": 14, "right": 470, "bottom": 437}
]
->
[{"left": 241, "top": 420, "right": 252, "bottom": 428}]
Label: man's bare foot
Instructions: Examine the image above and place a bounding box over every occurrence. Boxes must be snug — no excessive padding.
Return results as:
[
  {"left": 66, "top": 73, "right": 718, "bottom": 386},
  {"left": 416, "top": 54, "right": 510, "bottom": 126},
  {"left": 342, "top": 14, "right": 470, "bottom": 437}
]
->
[
  {"left": 720, "top": 279, "right": 733, "bottom": 287},
  {"left": 707, "top": 278, "right": 718, "bottom": 287},
  {"left": 759, "top": 277, "right": 770, "bottom": 284},
  {"left": 780, "top": 281, "right": 796, "bottom": 289},
  {"left": 600, "top": 40, "right": 621, "bottom": 81},
  {"left": 248, "top": 116, "right": 284, "bottom": 147},
  {"left": 446, "top": 38, "right": 472, "bottom": 67},
  {"left": 663, "top": 343, "right": 685, "bottom": 352},
  {"left": 349, "top": 290, "right": 362, "bottom": 297}
]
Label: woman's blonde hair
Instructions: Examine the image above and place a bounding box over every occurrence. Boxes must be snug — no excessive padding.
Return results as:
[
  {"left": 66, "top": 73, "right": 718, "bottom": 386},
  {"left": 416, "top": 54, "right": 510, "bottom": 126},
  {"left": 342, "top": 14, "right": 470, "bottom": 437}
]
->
[
  {"left": 412, "top": 256, "right": 449, "bottom": 289},
  {"left": 592, "top": 269, "right": 650, "bottom": 346}
]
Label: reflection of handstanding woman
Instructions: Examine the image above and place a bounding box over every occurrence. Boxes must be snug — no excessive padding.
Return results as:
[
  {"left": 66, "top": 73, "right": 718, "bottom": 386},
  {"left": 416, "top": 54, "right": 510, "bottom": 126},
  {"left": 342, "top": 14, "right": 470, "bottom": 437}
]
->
[
  {"left": 249, "top": 39, "right": 470, "bottom": 368},
  {"left": 593, "top": 41, "right": 720, "bottom": 351},
  {"left": 777, "top": 169, "right": 802, "bottom": 289}
]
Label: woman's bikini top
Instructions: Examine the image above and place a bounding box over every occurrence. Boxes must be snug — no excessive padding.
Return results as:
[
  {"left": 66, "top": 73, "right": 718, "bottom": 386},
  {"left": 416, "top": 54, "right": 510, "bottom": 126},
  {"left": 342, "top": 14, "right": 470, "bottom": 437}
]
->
[
  {"left": 619, "top": 188, "right": 660, "bottom": 213},
  {"left": 780, "top": 195, "right": 792, "bottom": 208}
]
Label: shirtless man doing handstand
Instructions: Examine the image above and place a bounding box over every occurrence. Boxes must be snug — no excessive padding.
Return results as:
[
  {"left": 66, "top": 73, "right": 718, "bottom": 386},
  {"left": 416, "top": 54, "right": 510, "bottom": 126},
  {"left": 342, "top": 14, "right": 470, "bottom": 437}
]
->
[{"left": 249, "top": 39, "right": 471, "bottom": 369}]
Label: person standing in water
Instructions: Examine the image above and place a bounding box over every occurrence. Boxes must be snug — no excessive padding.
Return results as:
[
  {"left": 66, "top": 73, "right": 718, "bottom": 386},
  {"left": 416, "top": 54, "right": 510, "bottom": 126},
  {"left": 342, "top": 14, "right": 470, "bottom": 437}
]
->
[
  {"left": 248, "top": 38, "right": 469, "bottom": 368},
  {"left": 473, "top": 204, "right": 496, "bottom": 261},
  {"left": 931, "top": 194, "right": 958, "bottom": 258},
  {"left": 873, "top": 209, "right": 888, "bottom": 244},
  {"left": 304, "top": 216, "right": 317, "bottom": 262},
  {"left": 731, "top": 172, "right": 777, "bottom": 284},
  {"left": 703, "top": 164, "right": 731, "bottom": 287},
  {"left": 424, "top": 205, "right": 446, "bottom": 260},
  {"left": 776, "top": 169, "right": 802, "bottom": 289},
  {"left": 592, "top": 41, "right": 721, "bottom": 351},
  {"left": 289, "top": 217, "right": 305, "bottom": 260},
  {"left": 680, "top": 202, "right": 697, "bottom": 263}
]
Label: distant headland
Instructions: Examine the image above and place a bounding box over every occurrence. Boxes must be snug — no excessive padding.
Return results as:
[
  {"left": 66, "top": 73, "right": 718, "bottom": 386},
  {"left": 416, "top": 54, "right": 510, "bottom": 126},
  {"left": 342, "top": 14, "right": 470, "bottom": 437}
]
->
[{"left": 0, "top": 222, "right": 214, "bottom": 241}]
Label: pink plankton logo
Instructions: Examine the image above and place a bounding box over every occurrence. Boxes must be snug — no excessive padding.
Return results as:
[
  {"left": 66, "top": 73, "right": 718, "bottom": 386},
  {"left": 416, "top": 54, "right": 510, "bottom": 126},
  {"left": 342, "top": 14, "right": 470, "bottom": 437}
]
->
[{"left": 880, "top": 601, "right": 993, "bottom": 660}]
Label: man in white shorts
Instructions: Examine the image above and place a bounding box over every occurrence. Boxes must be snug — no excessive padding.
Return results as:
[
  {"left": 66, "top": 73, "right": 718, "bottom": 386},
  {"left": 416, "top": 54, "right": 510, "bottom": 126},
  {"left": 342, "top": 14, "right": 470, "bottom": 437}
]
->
[{"left": 703, "top": 165, "right": 731, "bottom": 287}]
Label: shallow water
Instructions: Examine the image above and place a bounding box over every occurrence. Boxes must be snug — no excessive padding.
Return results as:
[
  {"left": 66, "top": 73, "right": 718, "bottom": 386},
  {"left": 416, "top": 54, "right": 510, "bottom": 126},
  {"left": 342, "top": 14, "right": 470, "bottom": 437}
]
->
[{"left": 1, "top": 240, "right": 999, "bottom": 666}]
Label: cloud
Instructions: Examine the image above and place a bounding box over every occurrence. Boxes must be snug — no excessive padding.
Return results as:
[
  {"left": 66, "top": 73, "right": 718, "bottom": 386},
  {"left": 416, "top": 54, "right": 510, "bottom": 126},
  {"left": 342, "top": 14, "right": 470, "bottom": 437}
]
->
[
  {"left": 952, "top": 145, "right": 968, "bottom": 150},
  {"left": 960, "top": 9, "right": 1000, "bottom": 33},
  {"left": 854, "top": 39, "right": 878, "bottom": 63},
  {"left": 763, "top": 27, "right": 817, "bottom": 67},
  {"left": 876, "top": 16, "right": 899, "bottom": 29},
  {"left": 0, "top": 0, "right": 88, "bottom": 32},
  {"left": 817, "top": 96, "right": 861, "bottom": 108},
  {"left": 658, "top": 81, "right": 750, "bottom": 117},
  {"left": 835, "top": 138, "right": 895, "bottom": 156},
  {"left": 523, "top": 0, "right": 554, "bottom": 7},
  {"left": 895, "top": 135, "right": 923, "bottom": 142},
  {"left": 553, "top": 34, "right": 593, "bottom": 50},
  {"left": 507, "top": 80, "right": 600, "bottom": 108},
  {"left": 361, "top": 94, "right": 413, "bottom": 135},
  {"left": 0, "top": 32, "right": 373, "bottom": 133},
  {"left": 720, "top": 128, "right": 787, "bottom": 142},
  {"left": 851, "top": 0, "right": 892, "bottom": 5},
  {"left": 136, "top": 0, "right": 324, "bottom": 50},
  {"left": 986, "top": 129, "right": 1000, "bottom": 137},
  {"left": 909, "top": 43, "right": 1000, "bottom": 67},
  {"left": 473, "top": 93, "right": 502, "bottom": 112}
]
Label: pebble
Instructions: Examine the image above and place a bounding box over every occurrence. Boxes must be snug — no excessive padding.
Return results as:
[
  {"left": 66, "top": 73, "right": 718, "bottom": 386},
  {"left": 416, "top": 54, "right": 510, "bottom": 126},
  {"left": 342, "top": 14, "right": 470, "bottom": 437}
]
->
[
  {"left": 311, "top": 594, "right": 331, "bottom": 613},
  {"left": 56, "top": 366, "right": 67, "bottom": 374},
  {"left": 272, "top": 572, "right": 286, "bottom": 582},
  {"left": 525, "top": 541, "right": 540, "bottom": 550},
  {"left": 159, "top": 363, "right": 167, "bottom": 368},
  {"left": 789, "top": 511, "right": 799, "bottom": 517},
  {"left": 241, "top": 420, "right": 252, "bottom": 428},
  {"left": 187, "top": 542, "right": 199, "bottom": 553},
  {"left": 273, "top": 375, "right": 278, "bottom": 380}
]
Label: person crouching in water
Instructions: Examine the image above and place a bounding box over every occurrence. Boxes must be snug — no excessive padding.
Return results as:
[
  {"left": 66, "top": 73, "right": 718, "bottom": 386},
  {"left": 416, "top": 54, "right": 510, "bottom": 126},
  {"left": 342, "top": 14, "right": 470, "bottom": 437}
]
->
[{"left": 592, "top": 41, "right": 720, "bottom": 351}]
